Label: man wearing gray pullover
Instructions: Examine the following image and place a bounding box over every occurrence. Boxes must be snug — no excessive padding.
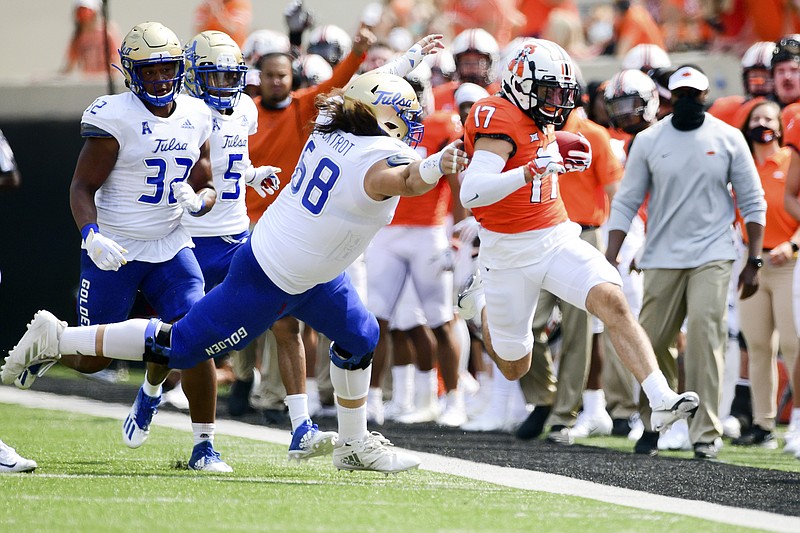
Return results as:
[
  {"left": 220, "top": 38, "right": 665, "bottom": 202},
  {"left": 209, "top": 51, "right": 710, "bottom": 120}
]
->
[{"left": 605, "top": 66, "right": 767, "bottom": 459}]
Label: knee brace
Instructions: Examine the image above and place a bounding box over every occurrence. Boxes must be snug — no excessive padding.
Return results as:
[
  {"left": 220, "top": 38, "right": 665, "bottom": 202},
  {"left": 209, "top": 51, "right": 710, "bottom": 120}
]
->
[
  {"left": 329, "top": 342, "right": 374, "bottom": 371},
  {"left": 143, "top": 319, "right": 172, "bottom": 366}
]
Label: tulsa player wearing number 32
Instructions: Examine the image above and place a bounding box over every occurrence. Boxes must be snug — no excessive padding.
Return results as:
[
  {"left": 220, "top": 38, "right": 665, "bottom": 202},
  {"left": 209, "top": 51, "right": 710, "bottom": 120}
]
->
[
  {"left": 456, "top": 39, "right": 700, "bottom": 435},
  {"left": 6, "top": 22, "right": 234, "bottom": 472},
  {"left": 2, "top": 70, "right": 468, "bottom": 473}
]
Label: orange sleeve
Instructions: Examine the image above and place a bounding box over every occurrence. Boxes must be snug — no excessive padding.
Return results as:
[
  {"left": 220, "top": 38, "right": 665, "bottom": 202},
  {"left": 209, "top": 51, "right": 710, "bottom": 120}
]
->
[
  {"left": 293, "top": 50, "right": 365, "bottom": 120},
  {"left": 783, "top": 104, "right": 800, "bottom": 153},
  {"left": 708, "top": 95, "right": 747, "bottom": 127}
]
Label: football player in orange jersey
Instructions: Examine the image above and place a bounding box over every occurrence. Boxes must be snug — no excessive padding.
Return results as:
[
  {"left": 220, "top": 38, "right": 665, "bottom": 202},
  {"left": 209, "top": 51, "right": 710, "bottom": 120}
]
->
[
  {"left": 456, "top": 39, "right": 700, "bottom": 438},
  {"left": 708, "top": 41, "right": 775, "bottom": 129},
  {"left": 433, "top": 29, "right": 501, "bottom": 112}
]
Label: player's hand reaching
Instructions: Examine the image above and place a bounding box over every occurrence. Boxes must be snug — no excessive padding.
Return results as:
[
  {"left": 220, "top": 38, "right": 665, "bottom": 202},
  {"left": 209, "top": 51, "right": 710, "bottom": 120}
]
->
[
  {"left": 284, "top": 0, "right": 314, "bottom": 34},
  {"left": 245, "top": 165, "right": 281, "bottom": 197},
  {"left": 437, "top": 140, "right": 469, "bottom": 175},
  {"left": 83, "top": 229, "right": 127, "bottom": 271},
  {"left": 172, "top": 181, "right": 205, "bottom": 215}
]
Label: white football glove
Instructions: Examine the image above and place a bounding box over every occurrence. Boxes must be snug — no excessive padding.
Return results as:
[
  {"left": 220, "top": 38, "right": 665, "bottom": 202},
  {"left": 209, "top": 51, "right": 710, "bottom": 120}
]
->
[
  {"left": 245, "top": 165, "right": 282, "bottom": 197},
  {"left": 453, "top": 216, "right": 480, "bottom": 247},
  {"left": 526, "top": 156, "right": 565, "bottom": 178},
  {"left": 563, "top": 134, "right": 592, "bottom": 172},
  {"left": 172, "top": 181, "right": 205, "bottom": 214},
  {"left": 83, "top": 229, "right": 128, "bottom": 271}
]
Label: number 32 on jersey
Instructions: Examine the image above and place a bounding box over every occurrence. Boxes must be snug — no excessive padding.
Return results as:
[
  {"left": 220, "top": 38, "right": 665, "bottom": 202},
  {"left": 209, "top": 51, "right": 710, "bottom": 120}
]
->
[{"left": 290, "top": 139, "right": 342, "bottom": 215}]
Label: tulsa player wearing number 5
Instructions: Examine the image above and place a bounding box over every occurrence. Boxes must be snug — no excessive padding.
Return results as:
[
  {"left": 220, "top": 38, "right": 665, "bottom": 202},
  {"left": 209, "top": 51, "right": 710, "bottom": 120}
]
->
[
  {"left": 2, "top": 71, "right": 469, "bottom": 473},
  {"left": 456, "top": 38, "right": 701, "bottom": 437}
]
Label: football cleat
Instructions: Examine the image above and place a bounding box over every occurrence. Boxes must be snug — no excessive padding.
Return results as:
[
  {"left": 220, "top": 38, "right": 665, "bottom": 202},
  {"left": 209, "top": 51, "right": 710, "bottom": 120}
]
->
[
  {"left": 333, "top": 432, "right": 420, "bottom": 473},
  {"left": 188, "top": 441, "right": 233, "bottom": 472},
  {"left": 456, "top": 272, "right": 484, "bottom": 321},
  {"left": 650, "top": 391, "right": 700, "bottom": 433},
  {"left": 122, "top": 387, "right": 161, "bottom": 449},
  {"left": 287, "top": 419, "right": 338, "bottom": 461},
  {"left": 569, "top": 410, "right": 614, "bottom": 439},
  {"left": 2, "top": 310, "right": 65, "bottom": 388},
  {"left": 0, "top": 440, "right": 37, "bottom": 473}
]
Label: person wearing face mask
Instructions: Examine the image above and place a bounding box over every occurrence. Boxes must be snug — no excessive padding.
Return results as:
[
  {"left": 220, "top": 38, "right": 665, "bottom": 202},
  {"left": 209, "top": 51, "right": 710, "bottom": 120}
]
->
[
  {"left": 605, "top": 65, "right": 767, "bottom": 459},
  {"left": 732, "top": 101, "right": 798, "bottom": 450}
]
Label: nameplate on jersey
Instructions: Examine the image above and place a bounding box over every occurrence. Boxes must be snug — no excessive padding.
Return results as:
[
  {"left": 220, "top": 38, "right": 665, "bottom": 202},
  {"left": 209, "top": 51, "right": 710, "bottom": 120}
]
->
[{"left": 386, "top": 153, "right": 416, "bottom": 167}]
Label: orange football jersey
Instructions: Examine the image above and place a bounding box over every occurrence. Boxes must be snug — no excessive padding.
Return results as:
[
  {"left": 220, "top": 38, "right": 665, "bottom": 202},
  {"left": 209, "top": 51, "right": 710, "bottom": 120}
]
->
[
  {"left": 392, "top": 111, "right": 464, "bottom": 227},
  {"left": 558, "top": 111, "right": 623, "bottom": 227},
  {"left": 464, "top": 95, "right": 568, "bottom": 233},
  {"left": 782, "top": 103, "right": 800, "bottom": 153}
]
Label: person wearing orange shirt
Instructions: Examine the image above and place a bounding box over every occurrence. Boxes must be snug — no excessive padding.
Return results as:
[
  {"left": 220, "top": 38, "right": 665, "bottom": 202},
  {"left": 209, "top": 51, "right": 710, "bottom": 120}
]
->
[
  {"left": 709, "top": 41, "right": 775, "bottom": 129},
  {"left": 443, "top": 0, "right": 525, "bottom": 47},
  {"left": 433, "top": 29, "right": 501, "bottom": 113},
  {"left": 613, "top": 0, "right": 666, "bottom": 58},
  {"left": 518, "top": 0, "right": 579, "bottom": 38},
  {"left": 517, "top": 107, "right": 624, "bottom": 443},
  {"left": 365, "top": 70, "right": 467, "bottom": 427},
  {"left": 62, "top": 0, "right": 120, "bottom": 77},
  {"left": 733, "top": 101, "right": 799, "bottom": 449},
  {"left": 193, "top": 0, "right": 252, "bottom": 48},
  {"left": 456, "top": 39, "right": 700, "bottom": 441}
]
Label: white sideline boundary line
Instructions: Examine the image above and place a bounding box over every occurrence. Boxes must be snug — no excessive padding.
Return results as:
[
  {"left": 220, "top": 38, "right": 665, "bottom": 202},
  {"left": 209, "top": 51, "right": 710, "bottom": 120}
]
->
[{"left": 2, "top": 387, "right": 798, "bottom": 532}]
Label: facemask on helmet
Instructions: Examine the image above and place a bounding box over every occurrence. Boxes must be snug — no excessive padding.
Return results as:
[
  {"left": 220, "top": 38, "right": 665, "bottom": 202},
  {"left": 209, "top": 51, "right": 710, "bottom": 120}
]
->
[
  {"left": 604, "top": 69, "right": 659, "bottom": 134},
  {"left": 185, "top": 31, "right": 248, "bottom": 111},
  {"left": 452, "top": 29, "right": 499, "bottom": 86},
  {"left": 742, "top": 41, "right": 776, "bottom": 97},
  {"left": 308, "top": 25, "right": 352, "bottom": 66},
  {"left": 117, "top": 22, "right": 185, "bottom": 107},
  {"left": 501, "top": 39, "right": 579, "bottom": 127},
  {"left": 343, "top": 72, "right": 424, "bottom": 147}
]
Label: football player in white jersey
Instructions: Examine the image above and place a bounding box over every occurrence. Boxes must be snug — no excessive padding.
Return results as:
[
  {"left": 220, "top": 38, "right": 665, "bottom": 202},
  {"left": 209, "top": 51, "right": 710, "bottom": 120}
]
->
[
  {"left": 3, "top": 71, "right": 469, "bottom": 473},
  {"left": 9, "top": 22, "right": 231, "bottom": 472},
  {"left": 183, "top": 30, "right": 337, "bottom": 460}
]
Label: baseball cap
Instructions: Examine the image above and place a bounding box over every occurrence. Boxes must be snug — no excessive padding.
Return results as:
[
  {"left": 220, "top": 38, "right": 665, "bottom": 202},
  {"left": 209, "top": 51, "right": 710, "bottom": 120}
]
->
[{"left": 668, "top": 66, "right": 709, "bottom": 91}]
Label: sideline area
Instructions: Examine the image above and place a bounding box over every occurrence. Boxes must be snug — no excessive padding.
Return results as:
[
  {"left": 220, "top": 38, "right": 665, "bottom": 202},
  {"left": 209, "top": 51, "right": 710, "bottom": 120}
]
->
[{"left": 2, "top": 386, "right": 798, "bottom": 532}]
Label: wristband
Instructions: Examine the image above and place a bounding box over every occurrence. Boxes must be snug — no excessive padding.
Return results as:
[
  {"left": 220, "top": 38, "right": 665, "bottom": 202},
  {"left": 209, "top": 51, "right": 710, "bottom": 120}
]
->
[
  {"left": 191, "top": 198, "right": 206, "bottom": 216},
  {"left": 419, "top": 154, "right": 444, "bottom": 185},
  {"left": 81, "top": 223, "right": 99, "bottom": 241}
]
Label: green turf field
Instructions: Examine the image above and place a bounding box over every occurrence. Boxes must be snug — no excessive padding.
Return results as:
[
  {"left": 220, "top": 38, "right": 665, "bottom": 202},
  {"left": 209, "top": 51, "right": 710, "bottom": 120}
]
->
[{"left": 0, "top": 404, "right": 767, "bottom": 532}]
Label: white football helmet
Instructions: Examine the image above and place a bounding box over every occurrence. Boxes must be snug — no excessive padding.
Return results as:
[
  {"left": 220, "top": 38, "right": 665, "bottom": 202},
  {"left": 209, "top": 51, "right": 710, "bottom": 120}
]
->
[
  {"left": 451, "top": 28, "right": 500, "bottom": 85},
  {"left": 426, "top": 48, "right": 456, "bottom": 86},
  {"left": 604, "top": 69, "right": 659, "bottom": 134},
  {"left": 293, "top": 53, "right": 333, "bottom": 88},
  {"left": 343, "top": 71, "right": 424, "bottom": 147},
  {"left": 117, "top": 22, "right": 184, "bottom": 107},
  {"left": 621, "top": 44, "right": 671, "bottom": 73},
  {"left": 242, "top": 29, "right": 291, "bottom": 67},
  {"left": 741, "top": 41, "right": 776, "bottom": 97},
  {"left": 500, "top": 39, "right": 579, "bottom": 126},
  {"left": 185, "top": 31, "right": 248, "bottom": 111},
  {"left": 405, "top": 61, "right": 434, "bottom": 116},
  {"left": 308, "top": 25, "right": 352, "bottom": 66}
]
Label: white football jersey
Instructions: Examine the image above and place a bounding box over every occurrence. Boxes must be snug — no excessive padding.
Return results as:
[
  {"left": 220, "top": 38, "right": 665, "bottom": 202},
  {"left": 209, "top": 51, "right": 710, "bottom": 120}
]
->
[
  {"left": 252, "top": 129, "right": 420, "bottom": 294},
  {"left": 182, "top": 94, "right": 258, "bottom": 237},
  {"left": 81, "top": 92, "right": 212, "bottom": 262}
]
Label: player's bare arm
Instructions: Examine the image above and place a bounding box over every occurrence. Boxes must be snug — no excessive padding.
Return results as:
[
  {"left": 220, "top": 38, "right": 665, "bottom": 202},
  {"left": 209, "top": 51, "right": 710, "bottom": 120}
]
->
[
  {"left": 364, "top": 140, "right": 468, "bottom": 200},
  {"left": 69, "top": 136, "right": 119, "bottom": 229}
]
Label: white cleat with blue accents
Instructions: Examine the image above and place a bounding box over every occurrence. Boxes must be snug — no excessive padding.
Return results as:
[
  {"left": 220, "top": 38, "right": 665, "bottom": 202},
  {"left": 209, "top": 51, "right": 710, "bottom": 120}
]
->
[
  {"left": 122, "top": 387, "right": 161, "bottom": 448},
  {"left": 1, "top": 310, "right": 65, "bottom": 389},
  {"left": 287, "top": 419, "right": 338, "bottom": 461}
]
